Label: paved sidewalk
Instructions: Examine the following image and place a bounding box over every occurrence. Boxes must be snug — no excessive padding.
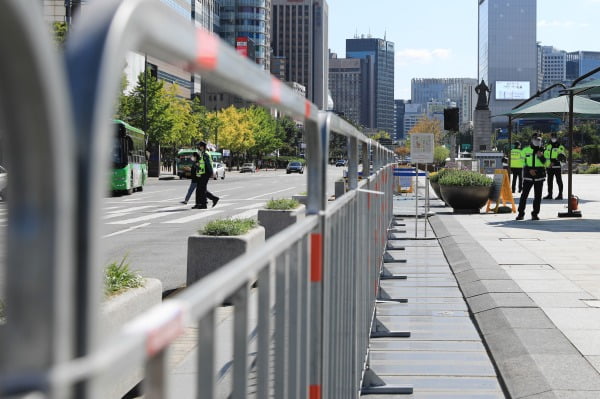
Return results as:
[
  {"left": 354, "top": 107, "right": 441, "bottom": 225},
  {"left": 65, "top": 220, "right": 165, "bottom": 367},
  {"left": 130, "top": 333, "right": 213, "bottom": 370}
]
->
[{"left": 424, "top": 174, "right": 600, "bottom": 398}]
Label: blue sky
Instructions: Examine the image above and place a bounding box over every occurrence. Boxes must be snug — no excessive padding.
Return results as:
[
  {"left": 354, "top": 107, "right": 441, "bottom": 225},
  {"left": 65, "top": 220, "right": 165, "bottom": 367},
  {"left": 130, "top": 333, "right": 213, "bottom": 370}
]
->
[{"left": 327, "top": 0, "right": 600, "bottom": 100}]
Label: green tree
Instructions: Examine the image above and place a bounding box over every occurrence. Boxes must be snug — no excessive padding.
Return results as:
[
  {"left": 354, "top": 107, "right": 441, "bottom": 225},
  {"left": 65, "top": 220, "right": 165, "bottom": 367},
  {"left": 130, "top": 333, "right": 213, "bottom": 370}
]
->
[
  {"left": 52, "top": 22, "right": 68, "bottom": 46},
  {"left": 371, "top": 131, "right": 391, "bottom": 140},
  {"left": 118, "top": 71, "right": 172, "bottom": 145},
  {"left": 434, "top": 146, "right": 450, "bottom": 165},
  {"left": 247, "top": 106, "right": 283, "bottom": 160},
  {"left": 277, "top": 117, "right": 303, "bottom": 156},
  {"left": 163, "top": 85, "right": 197, "bottom": 148}
]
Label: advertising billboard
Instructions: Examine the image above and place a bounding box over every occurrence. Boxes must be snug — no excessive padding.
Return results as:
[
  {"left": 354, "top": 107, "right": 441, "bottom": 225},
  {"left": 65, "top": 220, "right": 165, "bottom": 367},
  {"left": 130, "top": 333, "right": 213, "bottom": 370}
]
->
[{"left": 495, "top": 81, "right": 530, "bottom": 100}]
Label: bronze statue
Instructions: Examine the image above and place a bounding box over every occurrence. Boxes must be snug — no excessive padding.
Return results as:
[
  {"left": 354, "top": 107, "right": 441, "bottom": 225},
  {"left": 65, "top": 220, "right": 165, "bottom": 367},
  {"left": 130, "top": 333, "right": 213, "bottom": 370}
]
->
[{"left": 475, "top": 80, "right": 490, "bottom": 110}]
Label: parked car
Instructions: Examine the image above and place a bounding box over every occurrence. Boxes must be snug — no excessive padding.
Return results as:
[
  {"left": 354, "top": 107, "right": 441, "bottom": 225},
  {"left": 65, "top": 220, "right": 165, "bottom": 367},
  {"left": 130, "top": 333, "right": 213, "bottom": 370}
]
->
[
  {"left": 335, "top": 159, "right": 347, "bottom": 167},
  {"left": 212, "top": 162, "right": 226, "bottom": 180},
  {"left": 286, "top": 161, "right": 304, "bottom": 174},
  {"left": 0, "top": 165, "right": 6, "bottom": 200},
  {"left": 240, "top": 163, "right": 256, "bottom": 173}
]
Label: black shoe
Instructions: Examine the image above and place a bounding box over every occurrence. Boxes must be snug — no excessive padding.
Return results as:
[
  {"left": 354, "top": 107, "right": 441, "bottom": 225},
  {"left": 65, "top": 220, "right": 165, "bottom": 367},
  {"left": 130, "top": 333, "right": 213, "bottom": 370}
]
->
[
  {"left": 543, "top": 195, "right": 552, "bottom": 200},
  {"left": 555, "top": 195, "right": 563, "bottom": 200},
  {"left": 516, "top": 213, "right": 524, "bottom": 220},
  {"left": 192, "top": 205, "right": 207, "bottom": 209},
  {"left": 212, "top": 197, "right": 220, "bottom": 208},
  {"left": 180, "top": 201, "right": 188, "bottom": 205},
  {"left": 531, "top": 213, "right": 540, "bottom": 221}
]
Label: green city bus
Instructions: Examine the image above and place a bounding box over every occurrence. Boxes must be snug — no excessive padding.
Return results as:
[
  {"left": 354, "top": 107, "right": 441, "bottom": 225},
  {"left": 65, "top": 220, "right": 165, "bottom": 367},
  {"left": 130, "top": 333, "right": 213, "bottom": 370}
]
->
[
  {"left": 176, "top": 148, "right": 222, "bottom": 179},
  {"left": 112, "top": 120, "right": 147, "bottom": 194}
]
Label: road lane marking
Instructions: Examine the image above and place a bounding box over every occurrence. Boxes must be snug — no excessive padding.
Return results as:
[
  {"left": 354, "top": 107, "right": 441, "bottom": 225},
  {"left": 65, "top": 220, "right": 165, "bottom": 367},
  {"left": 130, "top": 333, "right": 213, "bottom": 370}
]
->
[
  {"left": 162, "top": 210, "right": 223, "bottom": 224},
  {"left": 247, "top": 187, "right": 296, "bottom": 199},
  {"left": 103, "top": 223, "right": 151, "bottom": 238}
]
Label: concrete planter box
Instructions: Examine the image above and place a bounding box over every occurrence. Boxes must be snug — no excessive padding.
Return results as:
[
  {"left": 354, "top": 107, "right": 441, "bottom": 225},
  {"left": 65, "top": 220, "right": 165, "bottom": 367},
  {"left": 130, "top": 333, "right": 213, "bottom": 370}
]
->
[
  {"left": 257, "top": 204, "right": 305, "bottom": 239},
  {"left": 292, "top": 194, "right": 307, "bottom": 205},
  {"left": 101, "top": 278, "right": 163, "bottom": 399},
  {"left": 335, "top": 180, "right": 346, "bottom": 198},
  {"left": 187, "top": 226, "right": 265, "bottom": 285}
]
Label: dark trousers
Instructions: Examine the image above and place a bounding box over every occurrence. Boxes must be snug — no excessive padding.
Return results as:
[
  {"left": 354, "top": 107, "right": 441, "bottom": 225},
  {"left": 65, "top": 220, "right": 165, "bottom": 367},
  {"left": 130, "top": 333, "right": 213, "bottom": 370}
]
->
[
  {"left": 518, "top": 179, "right": 544, "bottom": 216},
  {"left": 546, "top": 168, "right": 563, "bottom": 196},
  {"left": 511, "top": 168, "right": 523, "bottom": 193},
  {"left": 195, "top": 175, "right": 218, "bottom": 206}
]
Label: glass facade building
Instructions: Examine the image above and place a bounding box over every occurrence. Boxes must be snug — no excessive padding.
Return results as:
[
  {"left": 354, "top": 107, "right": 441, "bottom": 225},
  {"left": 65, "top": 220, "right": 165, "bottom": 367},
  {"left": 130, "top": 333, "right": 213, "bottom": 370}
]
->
[
  {"left": 478, "top": 0, "right": 537, "bottom": 126},
  {"left": 346, "top": 37, "right": 395, "bottom": 135},
  {"left": 219, "top": 0, "right": 271, "bottom": 68},
  {"left": 566, "top": 51, "right": 600, "bottom": 83}
]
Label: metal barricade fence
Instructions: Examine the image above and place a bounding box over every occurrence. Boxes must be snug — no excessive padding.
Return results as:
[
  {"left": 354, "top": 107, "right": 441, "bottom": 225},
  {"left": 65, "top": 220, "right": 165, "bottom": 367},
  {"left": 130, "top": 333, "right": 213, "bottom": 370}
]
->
[{"left": 0, "top": 0, "right": 395, "bottom": 397}]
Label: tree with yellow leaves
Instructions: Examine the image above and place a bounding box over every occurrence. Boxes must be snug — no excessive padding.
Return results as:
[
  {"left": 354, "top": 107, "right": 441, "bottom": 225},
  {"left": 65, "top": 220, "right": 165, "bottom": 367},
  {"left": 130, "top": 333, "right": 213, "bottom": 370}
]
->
[
  {"left": 216, "top": 105, "right": 255, "bottom": 157},
  {"left": 408, "top": 116, "right": 444, "bottom": 145}
]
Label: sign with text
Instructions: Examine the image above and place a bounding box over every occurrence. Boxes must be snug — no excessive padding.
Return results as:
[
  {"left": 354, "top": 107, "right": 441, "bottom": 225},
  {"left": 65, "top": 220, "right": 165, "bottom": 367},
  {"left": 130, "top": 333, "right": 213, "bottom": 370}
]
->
[{"left": 410, "top": 133, "right": 434, "bottom": 164}]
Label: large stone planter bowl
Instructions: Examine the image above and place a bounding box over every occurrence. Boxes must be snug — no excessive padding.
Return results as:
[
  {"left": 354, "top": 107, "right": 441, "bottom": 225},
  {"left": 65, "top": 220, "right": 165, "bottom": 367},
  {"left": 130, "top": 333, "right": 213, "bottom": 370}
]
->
[
  {"left": 430, "top": 181, "right": 444, "bottom": 201},
  {"left": 439, "top": 185, "right": 491, "bottom": 214}
]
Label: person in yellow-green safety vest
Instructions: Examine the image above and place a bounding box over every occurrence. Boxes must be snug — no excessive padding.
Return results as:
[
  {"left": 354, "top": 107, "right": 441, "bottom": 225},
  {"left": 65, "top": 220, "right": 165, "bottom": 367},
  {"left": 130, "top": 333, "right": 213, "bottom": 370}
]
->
[
  {"left": 516, "top": 133, "right": 547, "bottom": 221},
  {"left": 510, "top": 141, "right": 524, "bottom": 193},
  {"left": 543, "top": 132, "right": 566, "bottom": 200},
  {"left": 193, "top": 141, "right": 220, "bottom": 209}
]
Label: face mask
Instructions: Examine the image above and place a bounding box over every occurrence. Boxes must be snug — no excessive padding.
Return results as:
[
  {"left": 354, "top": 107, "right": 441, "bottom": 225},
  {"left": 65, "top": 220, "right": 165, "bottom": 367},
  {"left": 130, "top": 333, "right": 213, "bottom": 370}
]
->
[
  {"left": 551, "top": 138, "right": 557, "bottom": 143},
  {"left": 532, "top": 139, "right": 542, "bottom": 147}
]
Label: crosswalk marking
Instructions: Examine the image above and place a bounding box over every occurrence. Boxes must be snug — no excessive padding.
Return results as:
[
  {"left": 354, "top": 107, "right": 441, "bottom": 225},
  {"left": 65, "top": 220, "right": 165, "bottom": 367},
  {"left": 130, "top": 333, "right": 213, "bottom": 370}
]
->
[
  {"left": 162, "top": 210, "right": 223, "bottom": 224},
  {"left": 235, "top": 202, "right": 265, "bottom": 210},
  {"left": 248, "top": 187, "right": 295, "bottom": 199},
  {"left": 231, "top": 209, "right": 259, "bottom": 219},
  {"left": 107, "top": 205, "right": 188, "bottom": 225},
  {"left": 103, "top": 223, "right": 151, "bottom": 238},
  {"left": 103, "top": 205, "right": 156, "bottom": 219}
]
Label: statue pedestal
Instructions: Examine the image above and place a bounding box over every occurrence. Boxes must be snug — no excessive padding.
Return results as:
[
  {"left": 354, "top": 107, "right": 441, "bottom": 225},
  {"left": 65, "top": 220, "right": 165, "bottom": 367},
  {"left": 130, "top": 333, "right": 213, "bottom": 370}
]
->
[{"left": 473, "top": 109, "right": 492, "bottom": 152}]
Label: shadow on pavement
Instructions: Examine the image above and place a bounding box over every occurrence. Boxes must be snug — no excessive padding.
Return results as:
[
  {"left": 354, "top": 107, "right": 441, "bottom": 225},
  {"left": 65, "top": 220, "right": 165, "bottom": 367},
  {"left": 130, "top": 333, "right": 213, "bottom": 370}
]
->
[{"left": 487, "top": 218, "right": 600, "bottom": 233}]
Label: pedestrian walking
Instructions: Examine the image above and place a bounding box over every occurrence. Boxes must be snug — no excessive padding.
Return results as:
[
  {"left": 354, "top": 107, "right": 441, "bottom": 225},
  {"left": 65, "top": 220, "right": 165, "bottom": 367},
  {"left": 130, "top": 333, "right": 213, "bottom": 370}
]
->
[
  {"left": 516, "top": 133, "right": 547, "bottom": 221},
  {"left": 543, "top": 132, "right": 566, "bottom": 200},
  {"left": 180, "top": 153, "right": 199, "bottom": 205},
  {"left": 193, "top": 141, "right": 219, "bottom": 209},
  {"left": 510, "top": 141, "right": 524, "bottom": 193}
]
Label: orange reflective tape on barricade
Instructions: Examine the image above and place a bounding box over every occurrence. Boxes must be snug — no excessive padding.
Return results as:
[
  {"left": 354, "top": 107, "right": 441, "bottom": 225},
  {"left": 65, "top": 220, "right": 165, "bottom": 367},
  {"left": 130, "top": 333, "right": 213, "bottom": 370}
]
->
[
  {"left": 305, "top": 100, "right": 311, "bottom": 118},
  {"left": 310, "top": 233, "right": 323, "bottom": 282},
  {"left": 271, "top": 77, "right": 282, "bottom": 104},
  {"left": 309, "top": 384, "right": 322, "bottom": 399},
  {"left": 196, "top": 29, "right": 218, "bottom": 70}
]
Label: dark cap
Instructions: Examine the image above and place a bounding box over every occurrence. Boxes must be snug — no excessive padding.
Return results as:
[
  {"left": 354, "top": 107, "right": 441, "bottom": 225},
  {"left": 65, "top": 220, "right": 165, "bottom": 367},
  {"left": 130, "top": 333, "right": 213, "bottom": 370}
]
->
[
  {"left": 532, "top": 132, "right": 542, "bottom": 139},
  {"left": 550, "top": 132, "right": 558, "bottom": 138},
  {"left": 197, "top": 141, "right": 207, "bottom": 148}
]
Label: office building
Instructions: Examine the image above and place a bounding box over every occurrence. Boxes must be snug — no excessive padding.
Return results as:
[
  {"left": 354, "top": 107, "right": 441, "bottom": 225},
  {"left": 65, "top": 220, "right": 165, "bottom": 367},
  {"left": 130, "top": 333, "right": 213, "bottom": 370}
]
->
[
  {"left": 539, "top": 45, "right": 566, "bottom": 99},
  {"left": 271, "top": 0, "right": 329, "bottom": 109},
  {"left": 394, "top": 100, "right": 407, "bottom": 141},
  {"left": 403, "top": 103, "right": 425, "bottom": 134},
  {"left": 329, "top": 56, "right": 364, "bottom": 126},
  {"left": 411, "top": 78, "right": 477, "bottom": 126},
  {"left": 478, "top": 0, "right": 537, "bottom": 126},
  {"left": 346, "top": 36, "right": 395, "bottom": 135},
  {"left": 566, "top": 51, "right": 600, "bottom": 84},
  {"left": 219, "top": 0, "right": 271, "bottom": 68}
]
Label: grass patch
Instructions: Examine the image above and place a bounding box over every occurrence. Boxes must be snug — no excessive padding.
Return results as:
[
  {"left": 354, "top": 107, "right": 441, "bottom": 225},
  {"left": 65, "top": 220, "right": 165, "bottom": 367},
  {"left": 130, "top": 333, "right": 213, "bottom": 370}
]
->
[
  {"left": 200, "top": 218, "right": 257, "bottom": 236},
  {"left": 265, "top": 198, "right": 300, "bottom": 210},
  {"left": 105, "top": 255, "right": 144, "bottom": 297}
]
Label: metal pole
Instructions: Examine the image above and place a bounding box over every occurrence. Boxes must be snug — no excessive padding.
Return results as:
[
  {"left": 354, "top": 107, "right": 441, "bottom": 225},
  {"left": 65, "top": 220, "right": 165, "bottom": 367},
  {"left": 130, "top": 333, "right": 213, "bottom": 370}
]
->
[
  {"left": 567, "top": 91, "right": 574, "bottom": 213},
  {"left": 424, "top": 165, "right": 428, "bottom": 238},
  {"left": 415, "top": 162, "right": 418, "bottom": 238}
]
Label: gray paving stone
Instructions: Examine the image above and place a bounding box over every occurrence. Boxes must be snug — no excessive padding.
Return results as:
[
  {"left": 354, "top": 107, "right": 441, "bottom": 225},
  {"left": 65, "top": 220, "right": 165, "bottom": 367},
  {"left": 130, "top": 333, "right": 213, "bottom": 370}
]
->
[
  {"left": 466, "top": 292, "right": 537, "bottom": 313},
  {"left": 495, "top": 354, "right": 552, "bottom": 399},
  {"left": 455, "top": 268, "right": 512, "bottom": 284},
  {"left": 462, "top": 279, "right": 523, "bottom": 298},
  {"left": 475, "top": 308, "right": 556, "bottom": 332},
  {"left": 532, "top": 354, "right": 600, "bottom": 391},
  {"left": 369, "top": 340, "right": 486, "bottom": 352}
]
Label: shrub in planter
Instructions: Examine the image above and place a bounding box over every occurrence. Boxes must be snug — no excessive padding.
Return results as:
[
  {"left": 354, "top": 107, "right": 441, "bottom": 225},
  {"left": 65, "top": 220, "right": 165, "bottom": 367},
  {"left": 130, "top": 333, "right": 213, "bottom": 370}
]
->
[
  {"left": 187, "top": 218, "right": 265, "bottom": 285},
  {"left": 258, "top": 198, "right": 305, "bottom": 239},
  {"left": 438, "top": 170, "right": 493, "bottom": 213}
]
